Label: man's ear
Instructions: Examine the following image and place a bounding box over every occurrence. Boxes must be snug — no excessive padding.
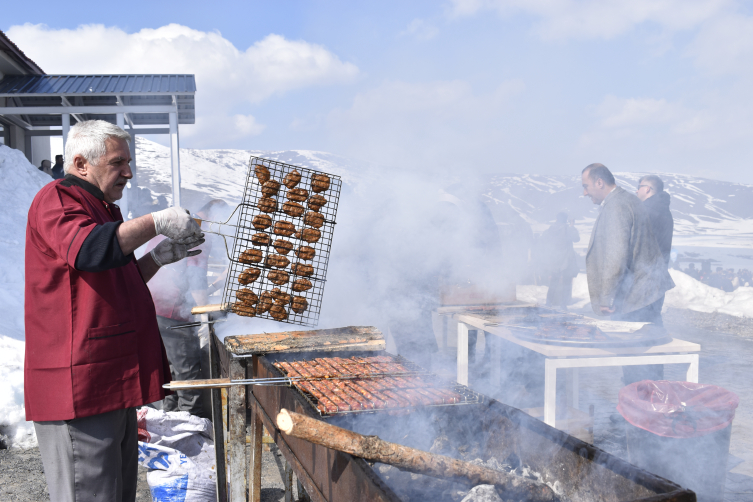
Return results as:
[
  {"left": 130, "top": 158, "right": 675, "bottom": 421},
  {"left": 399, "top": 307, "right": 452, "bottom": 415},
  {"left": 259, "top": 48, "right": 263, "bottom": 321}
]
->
[
  {"left": 72, "top": 155, "right": 88, "bottom": 176},
  {"left": 595, "top": 178, "right": 604, "bottom": 189}
]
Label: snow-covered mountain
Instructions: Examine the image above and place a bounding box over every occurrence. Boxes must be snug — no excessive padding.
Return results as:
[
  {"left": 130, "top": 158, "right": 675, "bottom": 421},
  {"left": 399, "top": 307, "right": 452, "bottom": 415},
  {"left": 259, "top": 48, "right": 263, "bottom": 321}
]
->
[
  {"left": 483, "top": 173, "right": 753, "bottom": 247},
  {"left": 134, "top": 138, "right": 753, "bottom": 247}
]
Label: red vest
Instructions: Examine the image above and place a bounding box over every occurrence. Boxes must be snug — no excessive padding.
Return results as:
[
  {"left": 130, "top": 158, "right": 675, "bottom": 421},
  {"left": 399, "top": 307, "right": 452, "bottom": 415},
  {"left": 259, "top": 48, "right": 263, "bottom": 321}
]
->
[{"left": 24, "top": 180, "right": 171, "bottom": 421}]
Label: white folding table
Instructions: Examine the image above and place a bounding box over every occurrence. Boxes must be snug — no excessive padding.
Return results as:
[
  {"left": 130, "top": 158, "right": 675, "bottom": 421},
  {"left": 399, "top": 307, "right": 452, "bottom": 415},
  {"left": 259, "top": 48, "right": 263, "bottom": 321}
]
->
[{"left": 451, "top": 312, "right": 700, "bottom": 429}]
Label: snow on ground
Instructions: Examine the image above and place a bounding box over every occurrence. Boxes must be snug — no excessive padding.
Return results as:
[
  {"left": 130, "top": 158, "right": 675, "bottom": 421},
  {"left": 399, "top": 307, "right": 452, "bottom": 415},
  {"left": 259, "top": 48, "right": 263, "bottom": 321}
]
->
[
  {"left": 0, "top": 145, "right": 50, "bottom": 448},
  {"left": 520, "top": 270, "right": 753, "bottom": 319}
]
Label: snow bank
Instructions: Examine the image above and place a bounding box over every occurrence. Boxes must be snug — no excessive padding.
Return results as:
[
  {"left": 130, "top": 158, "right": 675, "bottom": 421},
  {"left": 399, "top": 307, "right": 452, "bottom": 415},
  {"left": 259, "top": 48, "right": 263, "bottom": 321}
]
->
[
  {"left": 664, "top": 269, "right": 753, "bottom": 317},
  {"left": 0, "top": 145, "right": 49, "bottom": 448},
  {"left": 522, "top": 270, "right": 753, "bottom": 319}
]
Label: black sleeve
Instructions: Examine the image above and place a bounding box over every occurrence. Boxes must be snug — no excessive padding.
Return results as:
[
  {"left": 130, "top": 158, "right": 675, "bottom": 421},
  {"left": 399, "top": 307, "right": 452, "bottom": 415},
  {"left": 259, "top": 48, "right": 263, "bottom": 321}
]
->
[{"left": 74, "top": 222, "right": 135, "bottom": 272}]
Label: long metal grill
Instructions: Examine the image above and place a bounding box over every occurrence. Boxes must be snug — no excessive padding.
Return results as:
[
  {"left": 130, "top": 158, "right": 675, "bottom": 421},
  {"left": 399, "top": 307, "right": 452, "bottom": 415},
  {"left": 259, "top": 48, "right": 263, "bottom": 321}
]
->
[
  {"left": 270, "top": 353, "right": 486, "bottom": 417},
  {"left": 220, "top": 157, "right": 342, "bottom": 327}
]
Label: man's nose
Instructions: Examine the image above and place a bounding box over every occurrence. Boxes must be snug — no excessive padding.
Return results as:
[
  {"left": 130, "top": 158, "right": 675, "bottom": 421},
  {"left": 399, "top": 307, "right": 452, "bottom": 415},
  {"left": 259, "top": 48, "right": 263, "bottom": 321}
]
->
[{"left": 122, "top": 162, "right": 133, "bottom": 179}]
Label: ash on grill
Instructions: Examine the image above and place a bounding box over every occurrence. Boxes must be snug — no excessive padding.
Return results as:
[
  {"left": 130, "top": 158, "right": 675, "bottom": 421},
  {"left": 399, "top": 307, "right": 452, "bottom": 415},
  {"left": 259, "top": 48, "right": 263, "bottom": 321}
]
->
[
  {"left": 221, "top": 157, "right": 342, "bottom": 327},
  {"left": 330, "top": 406, "right": 562, "bottom": 502}
]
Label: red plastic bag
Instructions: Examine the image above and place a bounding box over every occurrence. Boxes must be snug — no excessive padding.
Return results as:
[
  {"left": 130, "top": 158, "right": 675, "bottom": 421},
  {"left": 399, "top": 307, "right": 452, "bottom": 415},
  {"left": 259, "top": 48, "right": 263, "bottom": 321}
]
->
[{"left": 617, "top": 381, "right": 738, "bottom": 438}]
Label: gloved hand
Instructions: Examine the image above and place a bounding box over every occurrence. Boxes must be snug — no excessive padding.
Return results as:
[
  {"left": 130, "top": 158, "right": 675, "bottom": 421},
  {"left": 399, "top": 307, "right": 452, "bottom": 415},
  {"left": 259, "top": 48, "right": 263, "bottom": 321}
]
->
[
  {"left": 150, "top": 235, "right": 205, "bottom": 267},
  {"left": 152, "top": 207, "right": 203, "bottom": 241}
]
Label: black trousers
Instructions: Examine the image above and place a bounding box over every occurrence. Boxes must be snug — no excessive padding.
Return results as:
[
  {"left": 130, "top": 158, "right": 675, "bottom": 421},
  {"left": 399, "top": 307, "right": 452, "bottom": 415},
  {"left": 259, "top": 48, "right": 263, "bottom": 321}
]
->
[
  {"left": 612, "top": 296, "right": 665, "bottom": 385},
  {"left": 157, "top": 316, "right": 208, "bottom": 418}
]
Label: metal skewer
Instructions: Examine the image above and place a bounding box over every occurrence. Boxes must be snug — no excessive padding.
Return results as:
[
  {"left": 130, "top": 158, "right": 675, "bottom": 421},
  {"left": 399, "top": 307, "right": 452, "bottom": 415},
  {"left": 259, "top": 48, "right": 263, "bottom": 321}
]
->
[{"left": 163, "top": 371, "right": 434, "bottom": 390}]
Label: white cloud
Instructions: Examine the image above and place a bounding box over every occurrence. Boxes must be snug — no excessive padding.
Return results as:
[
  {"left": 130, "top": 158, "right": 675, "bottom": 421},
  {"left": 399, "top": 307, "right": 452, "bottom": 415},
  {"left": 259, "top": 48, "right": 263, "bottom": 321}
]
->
[
  {"left": 597, "top": 96, "right": 681, "bottom": 129},
  {"left": 449, "top": 0, "right": 729, "bottom": 40},
  {"left": 400, "top": 19, "right": 440, "bottom": 41},
  {"left": 687, "top": 13, "right": 753, "bottom": 77},
  {"left": 324, "top": 79, "right": 525, "bottom": 170},
  {"left": 5, "top": 23, "right": 358, "bottom": 146}
]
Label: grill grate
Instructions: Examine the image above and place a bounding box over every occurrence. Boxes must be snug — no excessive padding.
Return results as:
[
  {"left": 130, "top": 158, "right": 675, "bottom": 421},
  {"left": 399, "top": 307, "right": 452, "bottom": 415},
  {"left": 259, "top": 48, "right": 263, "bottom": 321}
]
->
[
  {"left": 220, "top": 157, "right": 342, "bottom": 327},
  {"left": 271, "top": 353, "right": 487, "bottom": 417}
]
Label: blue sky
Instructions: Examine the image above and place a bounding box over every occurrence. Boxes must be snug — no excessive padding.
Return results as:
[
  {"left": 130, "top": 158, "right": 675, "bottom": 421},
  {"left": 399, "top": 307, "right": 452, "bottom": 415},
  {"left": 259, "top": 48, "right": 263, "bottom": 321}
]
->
[{"left": 4, "top": 1, "right": 753, "bottom": 182}]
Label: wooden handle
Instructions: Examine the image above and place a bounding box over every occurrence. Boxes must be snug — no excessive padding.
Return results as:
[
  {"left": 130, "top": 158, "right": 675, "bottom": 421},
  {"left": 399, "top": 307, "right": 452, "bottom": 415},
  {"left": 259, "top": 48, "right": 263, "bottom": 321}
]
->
[
  {"left": 194, "top": 217, "right": 203, "bottom": 226},
  {"left": 164, "top": 378, "right": 231, "bottom": 390},
  {"left": 276, "top": 409, "right": 558, "bottom": 501}
]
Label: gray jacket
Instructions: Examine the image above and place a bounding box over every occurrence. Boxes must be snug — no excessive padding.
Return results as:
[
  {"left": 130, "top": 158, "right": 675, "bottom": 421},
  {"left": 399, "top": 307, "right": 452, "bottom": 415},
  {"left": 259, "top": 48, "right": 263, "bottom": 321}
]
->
[{"left": 586, "top": 186, "right": 675, "bottom": 314}]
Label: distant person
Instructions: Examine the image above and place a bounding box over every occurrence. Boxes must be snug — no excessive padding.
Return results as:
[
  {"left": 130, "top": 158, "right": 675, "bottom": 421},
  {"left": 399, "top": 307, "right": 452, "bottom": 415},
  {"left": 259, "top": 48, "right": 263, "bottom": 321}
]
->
[
  {"left": 38, "top": 159, "right": 52, "bottom": 176},
  {"left": 541, "top": 212, "right": 580, "bottom": 309},
  {"left": 146, "top": 199, "right": 229, "bottom": 419},
  {"left": 581, "top": 163, "right": 674, "bottom": 384},
  {"left": 51, "top": 154, "right": 64, "bottom": 179},
  {"left": 685, "top": 262, "right": 700, "bottom": 279},
  {"left": 636, "top": 175, "right": 673, "bottom": 266}
]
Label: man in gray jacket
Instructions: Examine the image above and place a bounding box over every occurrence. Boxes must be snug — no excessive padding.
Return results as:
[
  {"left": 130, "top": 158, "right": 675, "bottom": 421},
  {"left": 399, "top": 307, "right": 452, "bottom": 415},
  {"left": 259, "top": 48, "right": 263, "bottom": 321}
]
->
[{"left": 582, "top": 164, "right": 675, "bottom": 383}]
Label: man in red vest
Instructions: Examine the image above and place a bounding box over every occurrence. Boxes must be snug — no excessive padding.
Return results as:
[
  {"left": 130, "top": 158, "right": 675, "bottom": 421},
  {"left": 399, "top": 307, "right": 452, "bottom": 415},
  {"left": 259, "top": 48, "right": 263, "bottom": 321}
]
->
[{"left": 25, "top": 120, "right": 204, "bottom": 501}]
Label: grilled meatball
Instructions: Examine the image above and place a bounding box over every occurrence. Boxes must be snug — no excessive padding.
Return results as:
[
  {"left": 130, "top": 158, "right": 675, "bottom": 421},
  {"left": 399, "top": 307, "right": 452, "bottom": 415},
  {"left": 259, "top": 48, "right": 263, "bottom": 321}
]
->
[
  {"left": 287, "top": 188, "right": 309, "bottom": 202},
  {"left": 282, "top": 201, "right": 304, "bottom": 218},
  {"left": 269, "top": 304, "right": 289, "bottom": 321},
  {"left": 283, "top": 169, "right": 301, "bottom": 189},
  {"left": 251, "top": 233, "right": 271, "bottom": 246},
  {"left": 311, "top": 173, "right": 330, "bottom": 193},
  {"left": 238, "top": 267, "right": 261, "bottom": 285},
  {"left": 291, "top": 262, "right": 314, "bottom": 277},
  {"left": 239, "top": 248, "right": 263, "bottom": 264},
  {"left": 267, "top": 270, "right": 290, "bottom": 285},
  {"left": 270, "top": 288, "right": 291, "bottom": 305},
  {"left": 254, "top": 164, "right": 270, "bottom": 184},
  {"left": 295, "top": 228, "right": 321, "bottom": 243},
  {"left": 252, "top": 214, "right": 272, "bottom": 230},
  {"left": 303, "top": 211, "right": 325, "bottom": 229},
  {"left": 236, "top": 288, "right": 259, "bottom": 305},
  {"left": 256, "top": 291, "right": 274, "bottom": 314},
  {"left": 273, "top": 220, "right": 296, "bottom": 237},
  {"left": 295, "top": 246, "right": 316, "bottom": 261},
  {"left": 290, "top": 296, "right": 308, "bottom": 314},
  {"left": 266, "top": 254, "right": 290, "bottom": 269},
  {"left": 308, "top": 194, "right": 327, "bottom": 211},
  {"left": 257, "top": 196, "right": 278, "bottom": 213},
  {"left": 273, "top": 239, "right": 294, "bottom": 255},
  {"left": 232, "top": 301, "right": 256, "bottom": 317},
  {"left": 292, "top": 278, "right": 313, "bottom": 292},
  {"left": 261, "top": 180, "right": 281, "bottom": 196}
]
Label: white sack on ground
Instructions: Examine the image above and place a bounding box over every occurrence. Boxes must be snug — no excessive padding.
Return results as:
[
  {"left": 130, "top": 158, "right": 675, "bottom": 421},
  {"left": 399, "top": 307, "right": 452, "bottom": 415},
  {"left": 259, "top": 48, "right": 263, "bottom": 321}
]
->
[
  {"left": 137, "top": 407, "right": 217, "bottom": 502},
  {"left": 0, "top": 146, "right": 49, "bottom": 448}
]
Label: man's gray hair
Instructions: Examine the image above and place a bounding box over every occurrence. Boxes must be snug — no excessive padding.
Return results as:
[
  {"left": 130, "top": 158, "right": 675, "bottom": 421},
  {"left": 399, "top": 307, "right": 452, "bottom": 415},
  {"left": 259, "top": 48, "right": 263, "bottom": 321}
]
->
[
  {"left": 639, "top": 174, "right": 664, "bottom": 193},
  {"left": 64, "top": 120, "right": 131, "bottom": 174}
]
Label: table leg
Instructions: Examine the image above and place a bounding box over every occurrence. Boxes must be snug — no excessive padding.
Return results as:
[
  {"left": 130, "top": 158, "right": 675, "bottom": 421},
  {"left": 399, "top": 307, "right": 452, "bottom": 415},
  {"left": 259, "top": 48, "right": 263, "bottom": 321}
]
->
[
  {"left": 544, "top": 359, "right": 557, "bottom": 427},
  {"left": 686, "top": 354, "right": 699, "bottom": 383},
  {"left": 208, "top": 322, "right": 228, "bottom": 502},
  {"left": 565, "top": 368, "right": 579, "bottom": 410},
  {"left": 489, "top": 336, "right": 501, "bottom": 390},
  {"left": 228, "top": 357, "right": 247, "bottom": 502},
  {"left": 249, "top": 357, "right": 263, "bottom": 502},
  {"left": 283, "top": 459, "right": 294, "bottom": 502},
  {"left": 457, "top": 322, "right": 469, "bottom": 386}
]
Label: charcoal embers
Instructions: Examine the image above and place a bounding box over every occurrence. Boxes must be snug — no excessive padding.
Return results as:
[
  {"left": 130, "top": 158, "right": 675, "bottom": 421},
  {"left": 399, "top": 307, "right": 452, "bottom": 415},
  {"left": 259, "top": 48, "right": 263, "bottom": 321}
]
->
[{"left": 461, "top": 485, "right": 502, "bottom": 502}]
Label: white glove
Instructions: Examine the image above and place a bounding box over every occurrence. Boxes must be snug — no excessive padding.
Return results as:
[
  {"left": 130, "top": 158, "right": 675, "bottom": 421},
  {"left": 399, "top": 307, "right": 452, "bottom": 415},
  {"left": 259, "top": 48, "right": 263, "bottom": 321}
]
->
[
  {"left": 150, "top": 235, "right": 205, "bottom": 267},
  {"left": 152, "top": 207, "right": 203, "bottom": 241}
]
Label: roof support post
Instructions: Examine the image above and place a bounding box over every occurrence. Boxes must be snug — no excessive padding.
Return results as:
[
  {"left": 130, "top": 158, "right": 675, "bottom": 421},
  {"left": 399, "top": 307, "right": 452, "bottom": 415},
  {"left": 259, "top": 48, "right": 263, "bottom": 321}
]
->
[
  {"left": 116, "top": 113, "right": 129, "bottom": 220},
  {"left": 169, "top": 111, "right": 181, "bottom": 208},
  {"left": 61, "top": 113, "right": 70, "bottom": 151}
]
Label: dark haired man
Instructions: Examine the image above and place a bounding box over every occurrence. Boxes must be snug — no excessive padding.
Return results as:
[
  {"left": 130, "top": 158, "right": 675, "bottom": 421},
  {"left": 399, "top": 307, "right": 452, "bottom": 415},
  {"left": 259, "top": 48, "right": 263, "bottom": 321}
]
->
[
  {"left": 51, "top": 154, "right": 64, "bottom": 179},
  {"left": 581, "top": 164, "right": 674, "bottom": 383}
]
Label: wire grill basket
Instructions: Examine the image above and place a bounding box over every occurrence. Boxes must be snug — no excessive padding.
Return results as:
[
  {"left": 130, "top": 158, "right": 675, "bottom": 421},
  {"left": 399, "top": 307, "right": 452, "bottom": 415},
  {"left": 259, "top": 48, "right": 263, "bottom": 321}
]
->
[{"left": 220, "top": 157, "right": 342, "bottom": 327}]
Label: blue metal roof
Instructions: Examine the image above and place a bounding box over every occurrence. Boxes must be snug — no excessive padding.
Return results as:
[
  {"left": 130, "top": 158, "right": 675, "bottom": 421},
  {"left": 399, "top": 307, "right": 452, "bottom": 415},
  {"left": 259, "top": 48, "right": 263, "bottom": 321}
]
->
[{"left": 0, "top": 74, "right": 196, "bottom": 96}]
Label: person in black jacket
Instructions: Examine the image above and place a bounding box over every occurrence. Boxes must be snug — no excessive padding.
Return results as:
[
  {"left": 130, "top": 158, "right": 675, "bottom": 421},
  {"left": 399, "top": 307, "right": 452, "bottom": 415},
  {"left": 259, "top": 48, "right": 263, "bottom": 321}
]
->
[
  {"left": 51, "top": 154, "right": 65, "bottom": 179},
  {"left": 636, "top": 175, "right": 674, "bottom": 266}
]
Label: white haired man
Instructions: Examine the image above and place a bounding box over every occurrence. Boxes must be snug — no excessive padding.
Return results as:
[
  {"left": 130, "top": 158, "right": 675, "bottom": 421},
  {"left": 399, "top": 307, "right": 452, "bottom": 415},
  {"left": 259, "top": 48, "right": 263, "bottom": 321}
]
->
[{"left": 25, "top": 120, "right": 204, "bottom": 501}]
